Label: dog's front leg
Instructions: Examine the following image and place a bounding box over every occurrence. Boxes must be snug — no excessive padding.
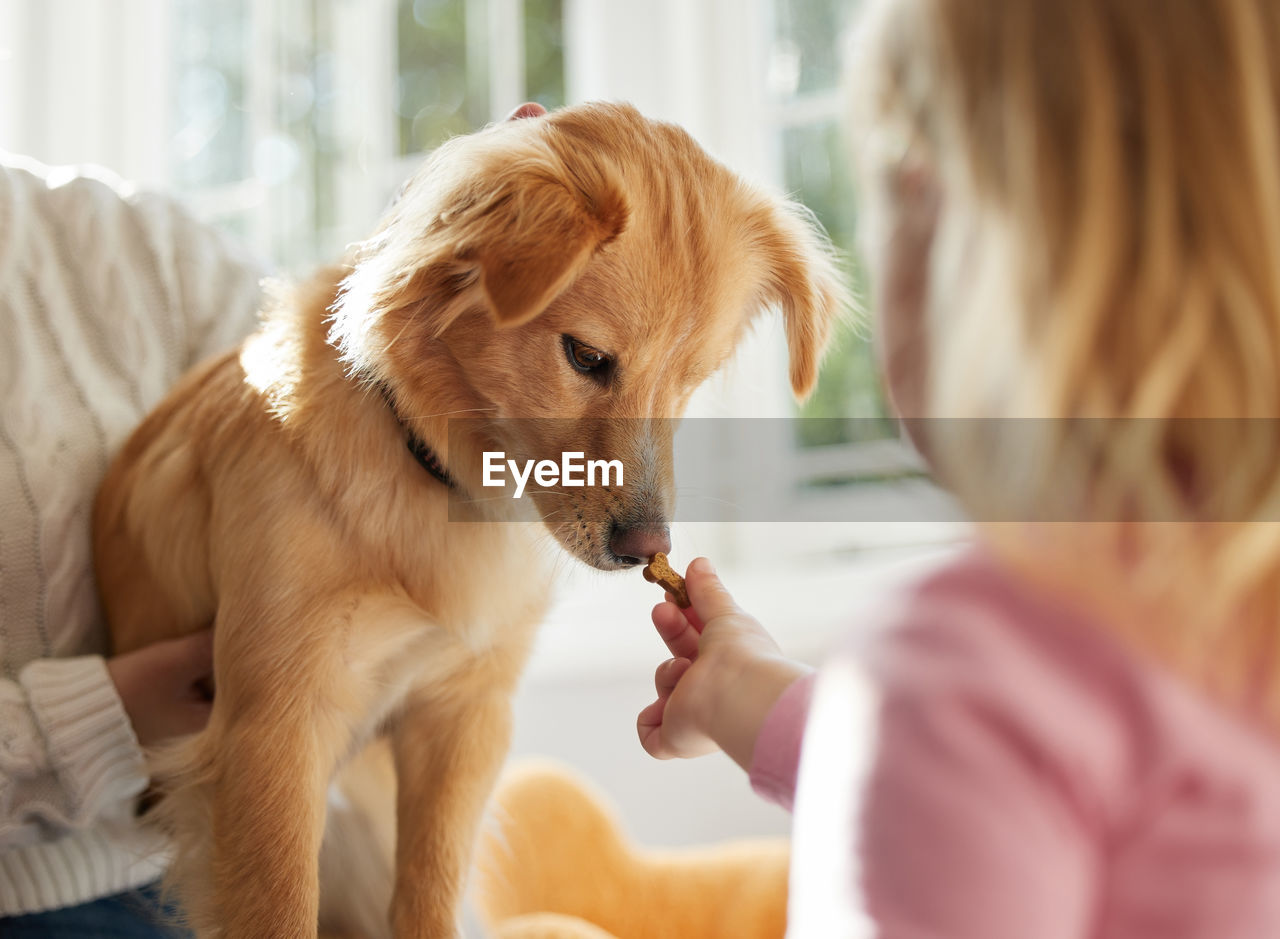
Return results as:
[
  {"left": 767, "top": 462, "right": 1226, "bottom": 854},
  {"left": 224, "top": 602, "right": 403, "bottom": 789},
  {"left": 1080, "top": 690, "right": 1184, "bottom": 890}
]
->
[
  {"left": 195, "top": 601, "right": 363, "bottom": 939},
  {"left": 389, "top": 685, "right": 513, "bottom": 939},
  {"left": 210, "top": 707, "right": 339, "bottom": 937}
]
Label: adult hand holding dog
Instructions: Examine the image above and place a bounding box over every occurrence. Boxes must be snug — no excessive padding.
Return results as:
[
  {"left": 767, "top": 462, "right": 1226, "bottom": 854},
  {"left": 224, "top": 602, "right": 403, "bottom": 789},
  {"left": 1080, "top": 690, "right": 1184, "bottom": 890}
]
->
[
  {"left": 106, "top": 630, "right": 214, "bottom": 747},
  {"left": 638, "top": 558, "right": 811, "bottom": 771}
]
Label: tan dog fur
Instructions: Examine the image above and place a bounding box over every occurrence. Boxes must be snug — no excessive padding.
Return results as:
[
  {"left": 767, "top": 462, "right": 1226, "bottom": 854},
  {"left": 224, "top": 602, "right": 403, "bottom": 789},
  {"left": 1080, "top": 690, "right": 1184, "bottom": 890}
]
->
[{"left": 93, "top": 102, "right": 842, "bottom": 939}]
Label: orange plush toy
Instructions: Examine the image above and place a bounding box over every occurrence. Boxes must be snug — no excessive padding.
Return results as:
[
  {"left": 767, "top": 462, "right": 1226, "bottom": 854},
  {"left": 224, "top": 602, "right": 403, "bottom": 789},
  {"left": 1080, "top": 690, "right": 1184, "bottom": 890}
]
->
[{"left": 472, "top": 760, "right": 790, "bottom": 939}]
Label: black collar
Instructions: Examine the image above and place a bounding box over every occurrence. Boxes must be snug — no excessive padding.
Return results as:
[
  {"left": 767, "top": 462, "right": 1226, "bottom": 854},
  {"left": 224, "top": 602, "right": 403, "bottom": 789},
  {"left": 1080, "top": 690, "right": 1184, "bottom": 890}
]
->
[{"left": 376, "top": 382, "right": 457, "bottom": 490}]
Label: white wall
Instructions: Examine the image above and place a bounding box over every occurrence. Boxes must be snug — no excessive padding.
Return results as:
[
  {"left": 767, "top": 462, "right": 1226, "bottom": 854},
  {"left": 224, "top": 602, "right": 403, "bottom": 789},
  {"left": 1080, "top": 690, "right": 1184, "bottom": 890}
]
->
[{"left": 565, "top": 0, "right": 776, "bottom": 183}]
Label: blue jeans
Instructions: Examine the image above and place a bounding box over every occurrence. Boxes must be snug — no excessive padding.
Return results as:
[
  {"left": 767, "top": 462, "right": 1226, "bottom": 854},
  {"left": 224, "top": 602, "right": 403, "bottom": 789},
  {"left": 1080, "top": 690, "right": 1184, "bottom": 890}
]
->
[{"left": 0, "top": 883, "right": 190, "bottom": 938}]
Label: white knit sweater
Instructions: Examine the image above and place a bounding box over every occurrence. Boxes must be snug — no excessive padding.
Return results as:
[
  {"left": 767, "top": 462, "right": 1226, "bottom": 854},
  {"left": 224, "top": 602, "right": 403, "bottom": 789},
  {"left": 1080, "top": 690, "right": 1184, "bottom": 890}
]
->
[{"left": 0, "top": 154, "right": 264, "bottom": 914}]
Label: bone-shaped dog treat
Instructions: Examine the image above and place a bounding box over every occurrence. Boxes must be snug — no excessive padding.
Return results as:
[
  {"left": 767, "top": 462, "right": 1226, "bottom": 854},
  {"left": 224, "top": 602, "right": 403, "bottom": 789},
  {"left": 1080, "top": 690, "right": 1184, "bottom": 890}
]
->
[{"left": 642, "top": 552, "right": 690, "bottom": 608}]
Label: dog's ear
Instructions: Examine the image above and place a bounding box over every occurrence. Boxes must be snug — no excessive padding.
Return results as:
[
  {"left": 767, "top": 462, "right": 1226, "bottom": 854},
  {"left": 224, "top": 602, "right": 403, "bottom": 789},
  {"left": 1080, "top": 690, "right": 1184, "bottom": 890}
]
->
[
  {"left": 754, "top": 203, "right": 849, "bottom": 400},
  {"left": 457, "top": 167, "right": 629, "bottom": 327},
  {"left": 332, "top": 144, "right": 628, "bottom": 370}
]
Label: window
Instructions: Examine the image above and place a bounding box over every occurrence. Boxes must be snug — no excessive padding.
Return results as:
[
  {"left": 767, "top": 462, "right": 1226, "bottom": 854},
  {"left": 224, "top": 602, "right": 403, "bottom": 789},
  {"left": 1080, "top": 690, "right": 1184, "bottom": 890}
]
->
[
  {"left": 767, "top": 0, "right": 916, "bottom": 465},
  {"left": 169, "top": 0, "right": 565, "bottom": 272}
]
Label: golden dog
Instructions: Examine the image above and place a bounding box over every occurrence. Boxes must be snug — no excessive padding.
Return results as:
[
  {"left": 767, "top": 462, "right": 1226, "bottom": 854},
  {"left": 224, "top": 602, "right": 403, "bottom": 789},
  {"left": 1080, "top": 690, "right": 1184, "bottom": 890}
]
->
[{"left": 93, "top": 101, "right": 843, "bottom": 938}]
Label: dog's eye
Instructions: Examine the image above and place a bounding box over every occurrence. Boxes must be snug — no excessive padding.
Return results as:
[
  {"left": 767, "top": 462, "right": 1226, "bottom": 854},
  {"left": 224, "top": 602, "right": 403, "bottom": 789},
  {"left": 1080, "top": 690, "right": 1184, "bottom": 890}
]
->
[{"left": 562, "top": 335, "right": 613, "bottom": 381}]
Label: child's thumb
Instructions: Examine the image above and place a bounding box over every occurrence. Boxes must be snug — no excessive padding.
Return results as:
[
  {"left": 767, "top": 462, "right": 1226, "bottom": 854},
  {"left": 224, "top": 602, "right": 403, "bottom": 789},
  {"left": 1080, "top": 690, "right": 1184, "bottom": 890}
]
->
[{"left": 686, "top": 557, "right": 739, "bottom": 624}]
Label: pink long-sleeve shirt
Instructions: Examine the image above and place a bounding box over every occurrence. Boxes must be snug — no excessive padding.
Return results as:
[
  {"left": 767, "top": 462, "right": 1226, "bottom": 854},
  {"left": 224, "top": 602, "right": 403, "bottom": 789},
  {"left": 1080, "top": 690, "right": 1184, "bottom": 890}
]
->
[{"left": 749, "top": 549, "right": 1280, "bottom": 938}]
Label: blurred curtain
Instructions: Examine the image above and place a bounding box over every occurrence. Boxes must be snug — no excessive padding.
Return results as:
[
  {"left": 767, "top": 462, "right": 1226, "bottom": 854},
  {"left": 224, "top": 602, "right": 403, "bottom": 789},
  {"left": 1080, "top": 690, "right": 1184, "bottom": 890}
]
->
[{"left": 0, "top": 0, "right": 173, "bottom": 185}]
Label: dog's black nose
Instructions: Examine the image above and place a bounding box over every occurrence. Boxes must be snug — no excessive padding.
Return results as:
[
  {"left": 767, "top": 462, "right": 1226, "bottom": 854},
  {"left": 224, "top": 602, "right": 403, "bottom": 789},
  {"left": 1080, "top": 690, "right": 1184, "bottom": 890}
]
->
[{"left": 608, "top": 523, "right": 671, "bottom": 566}]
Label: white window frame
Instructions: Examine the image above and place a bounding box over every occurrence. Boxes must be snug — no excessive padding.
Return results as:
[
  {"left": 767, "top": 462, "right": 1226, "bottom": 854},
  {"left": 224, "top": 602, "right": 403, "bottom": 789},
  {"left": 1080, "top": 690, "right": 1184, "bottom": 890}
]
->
[{"left": 181, "top": 0, "right": 540, "bottom": 268}]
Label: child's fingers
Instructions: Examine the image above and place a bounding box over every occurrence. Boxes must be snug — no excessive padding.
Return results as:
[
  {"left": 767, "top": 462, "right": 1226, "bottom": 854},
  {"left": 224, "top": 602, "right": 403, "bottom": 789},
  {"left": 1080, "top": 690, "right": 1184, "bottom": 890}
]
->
[
  {"left": 684, "top": 557, "right": 737, "bottom": 626},
  {"left": 637, "top": 697, "right": 673, "bottom": 759},
  {"left": 666, "top": 593, "right": 705, "bottom": 631},
  {"left": 652, "top": 602, "right": 701, "bottom": 659},
  {"left": 653, "top": 656, "right": 692, "bottom": 697},
  {"left": 638, "top": 658, "right": 691, "bottom": 759}
]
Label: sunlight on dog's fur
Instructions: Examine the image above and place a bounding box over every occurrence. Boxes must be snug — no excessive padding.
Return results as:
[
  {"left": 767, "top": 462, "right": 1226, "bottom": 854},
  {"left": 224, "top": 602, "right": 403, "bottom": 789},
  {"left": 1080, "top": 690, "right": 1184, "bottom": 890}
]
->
[{"left": 93, "top": 101, "right": 846, "bottom": 939}]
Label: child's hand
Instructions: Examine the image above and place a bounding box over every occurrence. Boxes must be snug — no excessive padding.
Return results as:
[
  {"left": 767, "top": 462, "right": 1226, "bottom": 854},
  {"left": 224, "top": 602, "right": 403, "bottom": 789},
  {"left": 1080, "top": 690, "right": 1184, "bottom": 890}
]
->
[{"left": 637, "top": 558, "right": 811, "bottom": 770}]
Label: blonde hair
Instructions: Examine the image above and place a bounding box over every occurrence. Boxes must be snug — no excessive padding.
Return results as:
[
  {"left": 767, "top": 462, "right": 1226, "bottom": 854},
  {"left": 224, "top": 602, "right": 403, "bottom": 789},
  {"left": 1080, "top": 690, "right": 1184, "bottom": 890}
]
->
[{"left": 849, "top": 0, "right": 1280, "bottom": 714}]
